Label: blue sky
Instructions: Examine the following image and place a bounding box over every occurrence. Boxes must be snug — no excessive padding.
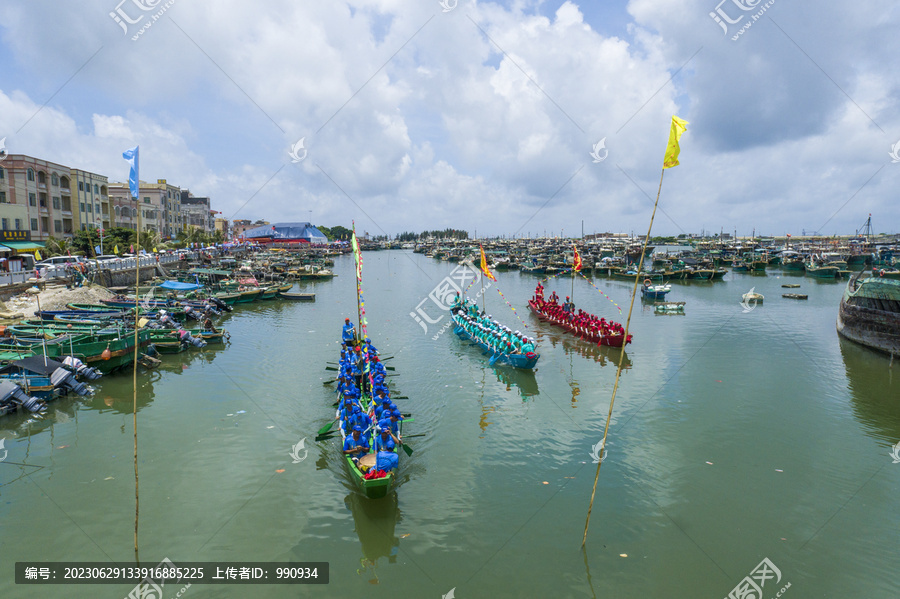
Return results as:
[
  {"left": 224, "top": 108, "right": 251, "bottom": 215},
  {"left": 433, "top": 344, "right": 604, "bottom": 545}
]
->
[{"left": 0, "top": 0, "right": 897, "bottom": 237}]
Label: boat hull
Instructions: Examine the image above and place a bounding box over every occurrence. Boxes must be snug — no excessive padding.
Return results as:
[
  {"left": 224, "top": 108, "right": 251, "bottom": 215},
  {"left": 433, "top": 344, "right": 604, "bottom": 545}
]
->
[
  {"left": 836, "top": 276, "right": 900, "bottom": 355},
  {"left": 450, "top": 313, "right": 540, "bottom": 369},
  {"left": 527, "top": 301, "right": 631, "bottom": 347}
]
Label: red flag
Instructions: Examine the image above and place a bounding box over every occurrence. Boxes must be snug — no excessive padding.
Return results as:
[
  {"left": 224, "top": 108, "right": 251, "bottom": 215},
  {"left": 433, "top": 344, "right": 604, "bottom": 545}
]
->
[{"left": 573, "top": 244, "right": 583, "bottom": 272}]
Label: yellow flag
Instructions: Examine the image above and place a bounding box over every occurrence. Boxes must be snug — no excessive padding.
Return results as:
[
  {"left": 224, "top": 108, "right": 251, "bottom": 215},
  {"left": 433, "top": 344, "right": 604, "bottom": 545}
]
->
[
  {"left": 479, "top": 245, "right": 496, "bottom": 282},
  {"left": 114, "top": 244, "right": 119, "bottom": 254},
  {"left": 153, "top": 247, "right": 157, "bottom": 253},
  {"left": 35, "top": 249, "right": 42, "bottom": 261},
  {"left": 663, "top": 115, "right": 689, "bottom": 169}
]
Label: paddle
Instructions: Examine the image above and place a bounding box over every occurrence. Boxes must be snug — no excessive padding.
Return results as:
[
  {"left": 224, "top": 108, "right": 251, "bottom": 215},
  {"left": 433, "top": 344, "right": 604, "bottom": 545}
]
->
[
  {"left": 327, "top": 361, "right": 395, "bottom": 371},
  {"left": 315, "top": 431, "right": 339, "bottom": 442},
  {"left": 317, "top": 417, "right": 338, "bottom": 436},
  {"left": 488, "top": 350, "right": 500, "bottom": 366}
]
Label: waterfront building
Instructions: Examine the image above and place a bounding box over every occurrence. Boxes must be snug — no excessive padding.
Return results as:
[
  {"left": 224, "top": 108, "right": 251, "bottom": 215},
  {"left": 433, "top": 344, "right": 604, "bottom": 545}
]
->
[
  {"left": 2, "top": 154, "right": 75, "bottom": 241},
  {"left": 71, "top": 168, "right": 110, "bottom": 233},
  {"left": 180, "top": 190, "right": 214, "bottom": 235}
]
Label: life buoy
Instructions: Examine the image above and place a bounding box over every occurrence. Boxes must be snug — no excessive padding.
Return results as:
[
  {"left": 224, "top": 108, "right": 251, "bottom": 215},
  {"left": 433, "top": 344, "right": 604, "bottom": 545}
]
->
[
  {"left": 643, "top": 278, "right": 652, "bottom": 286},
  {"left": 880, "top": 269, "right": 885, "bottom": 277}
]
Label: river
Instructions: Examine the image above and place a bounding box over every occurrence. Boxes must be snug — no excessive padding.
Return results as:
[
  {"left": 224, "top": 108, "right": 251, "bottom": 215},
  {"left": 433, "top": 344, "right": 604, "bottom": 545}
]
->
[{"left": 1, "top": 250, "right": 897, "bottom": 598}]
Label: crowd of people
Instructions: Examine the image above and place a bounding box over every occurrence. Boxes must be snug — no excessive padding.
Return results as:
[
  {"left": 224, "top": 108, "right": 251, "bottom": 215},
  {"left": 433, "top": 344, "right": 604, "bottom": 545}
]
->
[
  {"left": 531, "top": 283, "right": 629, "bottom": 342},
  {"left": 450, "top": 295, "right": 537, "bottom": 356},
  {"left": 334, "top": 321, "right": 401, "bottom": 477}
]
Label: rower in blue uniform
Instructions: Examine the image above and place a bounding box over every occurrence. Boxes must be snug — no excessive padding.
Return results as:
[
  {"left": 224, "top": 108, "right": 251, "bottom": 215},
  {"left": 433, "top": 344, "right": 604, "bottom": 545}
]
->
[
  {"left": 343, "top": 426, "right": 369, "bottom": 459},
  {"left": 342, "top": 318, "right": 357, "bottom": 344}
]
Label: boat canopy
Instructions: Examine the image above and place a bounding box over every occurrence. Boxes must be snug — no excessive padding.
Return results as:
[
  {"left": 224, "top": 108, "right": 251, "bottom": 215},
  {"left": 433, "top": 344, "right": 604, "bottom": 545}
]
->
[{"left": 159, "top": 280, "right": 204, "bottom": 291}]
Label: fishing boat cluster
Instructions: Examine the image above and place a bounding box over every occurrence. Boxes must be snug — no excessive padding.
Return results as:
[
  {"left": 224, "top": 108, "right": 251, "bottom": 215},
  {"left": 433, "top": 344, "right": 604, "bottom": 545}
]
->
[
  {"left": 0, "top": 247, "right": 341, "bottom": 418},
  {"left": 412, "top": 232, "right": 900, "bottom": 281}
]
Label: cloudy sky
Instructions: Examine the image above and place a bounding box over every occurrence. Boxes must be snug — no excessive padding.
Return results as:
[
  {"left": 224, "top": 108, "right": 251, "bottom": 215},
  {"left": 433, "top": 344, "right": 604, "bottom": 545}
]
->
[{"left": 0, "top": 0, "right": 897, "bottom": 237}]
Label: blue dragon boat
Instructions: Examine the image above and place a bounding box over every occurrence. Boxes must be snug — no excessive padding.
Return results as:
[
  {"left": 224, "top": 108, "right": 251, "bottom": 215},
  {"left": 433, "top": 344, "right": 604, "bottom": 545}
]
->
[{"left": 450, "top": 310, "right": 540, "bottom": 370}]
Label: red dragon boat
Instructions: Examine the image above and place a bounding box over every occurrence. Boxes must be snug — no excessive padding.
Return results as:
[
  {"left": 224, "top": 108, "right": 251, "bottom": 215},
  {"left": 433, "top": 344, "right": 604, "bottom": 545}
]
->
[{"left": 528, "top": 299, "right": 632, "bottom": 348}]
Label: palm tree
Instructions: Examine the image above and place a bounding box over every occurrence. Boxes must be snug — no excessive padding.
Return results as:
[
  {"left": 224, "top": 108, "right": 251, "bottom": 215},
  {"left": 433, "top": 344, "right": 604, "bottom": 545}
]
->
[{"left": 44, "top": 236, "right": 71, "bottom": 257}]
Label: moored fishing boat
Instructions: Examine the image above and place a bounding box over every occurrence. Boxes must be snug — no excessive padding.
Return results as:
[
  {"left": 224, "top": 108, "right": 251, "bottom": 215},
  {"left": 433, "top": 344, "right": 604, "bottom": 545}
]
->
[
  {"left": 640, "top": 280, "right": 671, "bottom": 300},
  {"left": 836, "top": 274, "right": 900, "bottom": 355}
]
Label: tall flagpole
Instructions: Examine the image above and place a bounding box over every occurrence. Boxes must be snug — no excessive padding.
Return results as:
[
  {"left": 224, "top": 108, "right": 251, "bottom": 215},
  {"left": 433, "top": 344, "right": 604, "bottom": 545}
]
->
[{"left": 582, "top": 116, "right": 687, "bottom": 547}]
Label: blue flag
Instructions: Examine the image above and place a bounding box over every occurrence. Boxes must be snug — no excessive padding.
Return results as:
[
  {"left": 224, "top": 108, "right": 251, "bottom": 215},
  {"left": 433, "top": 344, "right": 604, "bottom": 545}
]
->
[{"left": 122, "top": 146, "right": 139, "bottom": 199}]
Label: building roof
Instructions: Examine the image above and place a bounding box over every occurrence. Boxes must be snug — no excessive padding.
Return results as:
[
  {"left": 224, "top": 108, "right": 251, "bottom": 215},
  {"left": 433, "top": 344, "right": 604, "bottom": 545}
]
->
[{"left": 243, "top": 222, "right": 328, "bottom": 242}]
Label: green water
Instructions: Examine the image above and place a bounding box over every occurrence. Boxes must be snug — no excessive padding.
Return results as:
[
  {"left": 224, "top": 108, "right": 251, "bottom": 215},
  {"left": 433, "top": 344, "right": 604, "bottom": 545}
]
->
[{"left": 1, "top": 252, "right": 898, "bottom": 598}]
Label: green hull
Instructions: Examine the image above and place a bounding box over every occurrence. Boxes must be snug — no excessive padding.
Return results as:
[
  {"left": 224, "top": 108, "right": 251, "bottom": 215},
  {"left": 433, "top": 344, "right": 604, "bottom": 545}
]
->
[{"left": 806, "top": 265, "right": 839, "bottom": 278}]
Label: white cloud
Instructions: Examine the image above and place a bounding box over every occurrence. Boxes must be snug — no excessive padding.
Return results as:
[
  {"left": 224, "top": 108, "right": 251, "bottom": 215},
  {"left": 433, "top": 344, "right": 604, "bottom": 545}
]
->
[{"left": 0, "top": 0, "right": 897, "bottom": 235}]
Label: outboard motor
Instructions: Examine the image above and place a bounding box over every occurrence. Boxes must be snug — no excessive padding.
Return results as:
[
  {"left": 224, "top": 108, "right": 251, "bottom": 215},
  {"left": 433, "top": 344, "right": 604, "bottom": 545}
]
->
[
  {"left": 183, "top": 305, "right": 202, "bottom": 321},
  {"left": 210, "top": 297, "right": 232, "bottom": 312},
  {"left": 62, "top": 356, "right": 103, "bottom": 381},
  {"left": 158, "top": 311, "right": 178, "bottom": 328},
  {"left": 50, "top": 367, "right": 92, "bottom": 396},
  {"left": 202, "top": 304, "right": 221, "bottom": 317},
  {"left": 0, "top": 380, "right": 45, "bottom": 413},
  {"left": 177, "top": 329, "right": 207, "bottom": 348}
]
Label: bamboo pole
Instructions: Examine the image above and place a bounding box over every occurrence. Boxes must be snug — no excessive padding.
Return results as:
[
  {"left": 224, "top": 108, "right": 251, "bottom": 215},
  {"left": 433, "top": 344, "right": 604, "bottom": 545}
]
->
[
  {"left": 582, "top": 168, "right": 665, "bottom": 547},
  {"left": 133, "top": 212, "right": 141, "bottom": 558}
]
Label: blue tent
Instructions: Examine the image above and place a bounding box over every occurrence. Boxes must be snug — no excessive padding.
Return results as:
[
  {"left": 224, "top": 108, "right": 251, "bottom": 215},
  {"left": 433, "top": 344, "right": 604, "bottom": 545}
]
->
[
  {"left": 159, "top": 280, "right": 203, "bottom": 291},
  {"left": 243, "top": 222, "right": 328, "bottom": 243}
]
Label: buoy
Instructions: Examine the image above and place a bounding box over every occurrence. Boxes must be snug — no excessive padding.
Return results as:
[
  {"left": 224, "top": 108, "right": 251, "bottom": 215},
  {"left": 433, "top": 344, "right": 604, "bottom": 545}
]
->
[{"left": 101, "top": 346, "right": 112, "bottom": 361}]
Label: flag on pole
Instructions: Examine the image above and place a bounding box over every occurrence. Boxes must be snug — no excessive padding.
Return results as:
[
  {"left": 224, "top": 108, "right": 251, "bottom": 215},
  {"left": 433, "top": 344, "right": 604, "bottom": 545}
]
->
[
  {"left": 662, "top": 115, "right": 688, "bottom": 169},
  {"left": 122, "top": 146, "right": 140, "bottom": 198},
  {"left": 479, "top": 245, "right": 497, "bottom": 281},
  {"left": 351, "top": 227, "right": 362, "bottom": 281},
  {"left": 573, "top": 244, "right": 583, "bottom": 271},
  {"left": 35, "top": 249, "right": 42, "bottom": 261},
  {"left": 114, "top": 244, "right": 119, "bottom": 254}
]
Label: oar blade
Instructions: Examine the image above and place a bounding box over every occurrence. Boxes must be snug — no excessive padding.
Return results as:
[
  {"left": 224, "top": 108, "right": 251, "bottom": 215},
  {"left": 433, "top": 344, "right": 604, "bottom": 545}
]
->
[{"left": 317, "top": 418, "right": 337, "bottom": 435}]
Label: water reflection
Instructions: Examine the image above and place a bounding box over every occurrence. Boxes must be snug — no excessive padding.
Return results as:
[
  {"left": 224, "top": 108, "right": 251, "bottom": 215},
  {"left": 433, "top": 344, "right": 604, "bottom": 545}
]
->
[
  {"left": 345, "top": 491, "right": 401, "bottom": 584},
  {"left": 492, "top": 367, "right": 539, "bottom": 398},
  {"left": 839, "top": 337, "right": 900, "bottom": 444},
  {"left": 540, "top": 334, "right": 632, "bottom": 369}
]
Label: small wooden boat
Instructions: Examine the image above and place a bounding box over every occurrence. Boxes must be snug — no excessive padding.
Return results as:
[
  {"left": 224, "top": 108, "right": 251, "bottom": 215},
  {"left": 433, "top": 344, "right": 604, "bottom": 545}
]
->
[
  {"left": 654, "top": 301, "right": 685, "bottom": 313},
  {"left": 641, "top": 281, "right": 671, "bottom": 300},
  {"left": 742, "top": 291, "right": 764, "bottom": 304},
  {"left": 260, "top": 285, "right": 280, "bottom": 300},
  {"left": 782, "top": 294, "right": 808, "bottom": 300},
  {"left": 805, "top": 263, "right": 839, "bottom": 278},
  {"left": 782, "top": 284, "right": 801, "bottom": 288},
  {"left": 278, "top": 292, "right": 315, "bottom": 301}
]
